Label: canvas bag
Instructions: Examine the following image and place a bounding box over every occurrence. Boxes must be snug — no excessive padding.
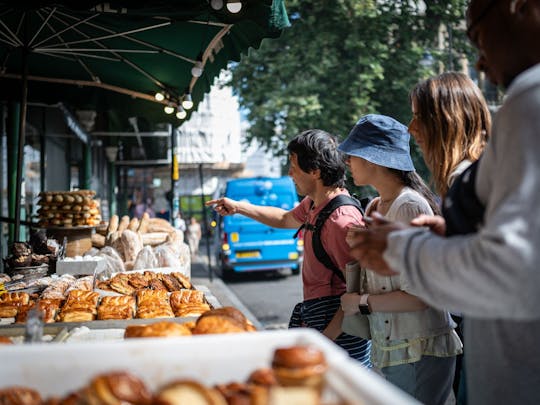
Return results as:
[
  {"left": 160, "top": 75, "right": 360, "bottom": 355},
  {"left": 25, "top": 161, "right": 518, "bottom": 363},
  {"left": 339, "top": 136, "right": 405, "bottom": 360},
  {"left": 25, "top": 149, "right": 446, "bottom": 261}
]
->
[{"left": 341, "top": 261, "right": 371, "bottom": 339}]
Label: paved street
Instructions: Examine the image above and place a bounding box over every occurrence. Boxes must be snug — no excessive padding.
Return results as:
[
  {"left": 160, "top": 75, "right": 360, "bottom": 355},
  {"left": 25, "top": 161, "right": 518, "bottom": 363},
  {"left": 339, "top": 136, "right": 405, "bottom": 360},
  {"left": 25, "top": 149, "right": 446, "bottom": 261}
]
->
[{"left": 191, "top": 240, "right": 303, "bottom": 330}]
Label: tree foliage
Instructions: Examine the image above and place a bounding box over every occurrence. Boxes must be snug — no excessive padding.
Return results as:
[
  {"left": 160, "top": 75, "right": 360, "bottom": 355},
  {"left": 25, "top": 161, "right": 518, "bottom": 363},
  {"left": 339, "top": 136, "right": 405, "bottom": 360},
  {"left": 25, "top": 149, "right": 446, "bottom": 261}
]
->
[{"left": 228, "top": 0, "right": 472, "bottom": 185}]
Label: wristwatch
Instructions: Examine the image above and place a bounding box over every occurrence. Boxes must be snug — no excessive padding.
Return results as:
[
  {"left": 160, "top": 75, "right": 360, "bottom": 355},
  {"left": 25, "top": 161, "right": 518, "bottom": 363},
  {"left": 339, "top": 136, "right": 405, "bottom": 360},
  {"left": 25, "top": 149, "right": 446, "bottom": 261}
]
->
[{"left": 359, "top": 294, "right": 371, "bottom": 315}]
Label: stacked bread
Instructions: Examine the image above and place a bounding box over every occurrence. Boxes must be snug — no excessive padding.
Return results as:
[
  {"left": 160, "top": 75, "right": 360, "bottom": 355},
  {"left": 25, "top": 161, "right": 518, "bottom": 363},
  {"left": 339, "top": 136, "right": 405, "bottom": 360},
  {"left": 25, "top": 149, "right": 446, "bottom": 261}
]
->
[
  {"left": 90, "top": 213, "right": 188, "bottom": 272},
  {"left": 37, "top": 190, "right": 101, "bottom": 227},
  {"left": 0, "top": 345, "right": 327, "bottom": 405}
]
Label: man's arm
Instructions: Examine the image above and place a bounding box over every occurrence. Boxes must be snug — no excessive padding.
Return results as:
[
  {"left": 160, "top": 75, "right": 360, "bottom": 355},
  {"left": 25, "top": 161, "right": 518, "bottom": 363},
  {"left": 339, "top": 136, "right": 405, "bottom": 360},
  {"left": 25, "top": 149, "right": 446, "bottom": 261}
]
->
[{"left": 206, "top": 197, "right": 302, "bottom": 229}]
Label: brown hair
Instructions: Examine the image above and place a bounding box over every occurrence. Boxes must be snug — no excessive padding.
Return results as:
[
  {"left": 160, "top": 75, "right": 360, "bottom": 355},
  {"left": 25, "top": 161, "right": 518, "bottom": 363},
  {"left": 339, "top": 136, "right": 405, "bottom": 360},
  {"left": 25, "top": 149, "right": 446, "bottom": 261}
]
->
[{"left": 410, "top": 72, "right": 490, "bottom": 197}]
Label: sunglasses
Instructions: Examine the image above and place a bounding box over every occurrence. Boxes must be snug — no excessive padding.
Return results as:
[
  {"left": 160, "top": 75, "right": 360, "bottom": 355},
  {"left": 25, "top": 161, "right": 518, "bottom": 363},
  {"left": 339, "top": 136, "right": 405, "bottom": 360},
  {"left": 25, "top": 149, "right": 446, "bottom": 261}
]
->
[{"left": 466, "top": 0, "right": 500, "bottom": 40}]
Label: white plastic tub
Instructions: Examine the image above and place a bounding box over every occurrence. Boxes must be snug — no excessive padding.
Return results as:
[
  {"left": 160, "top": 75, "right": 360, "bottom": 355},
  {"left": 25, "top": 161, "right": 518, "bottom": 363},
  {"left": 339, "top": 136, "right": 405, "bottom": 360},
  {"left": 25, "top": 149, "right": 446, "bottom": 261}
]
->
[{"left": 0, "top": 328, "right": 419, "bottom": 404}]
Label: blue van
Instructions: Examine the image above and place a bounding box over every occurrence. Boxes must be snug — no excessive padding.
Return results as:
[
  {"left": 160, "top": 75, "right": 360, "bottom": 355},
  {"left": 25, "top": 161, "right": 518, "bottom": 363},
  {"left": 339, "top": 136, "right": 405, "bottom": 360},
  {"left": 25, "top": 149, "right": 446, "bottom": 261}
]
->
[{"left": 215, "top": 176, "right": 303, "bottom": 278}]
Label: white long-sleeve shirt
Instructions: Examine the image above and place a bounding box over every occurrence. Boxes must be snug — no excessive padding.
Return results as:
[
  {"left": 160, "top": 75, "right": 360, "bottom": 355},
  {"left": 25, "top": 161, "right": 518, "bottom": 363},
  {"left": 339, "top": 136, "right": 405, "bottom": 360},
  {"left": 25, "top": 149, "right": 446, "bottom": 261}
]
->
[
  {"left": 385, "top": 63, "right": 540, "bottom": 321},
  {"left": 383, "top": 64, "right": 540, "bottom": 405}
]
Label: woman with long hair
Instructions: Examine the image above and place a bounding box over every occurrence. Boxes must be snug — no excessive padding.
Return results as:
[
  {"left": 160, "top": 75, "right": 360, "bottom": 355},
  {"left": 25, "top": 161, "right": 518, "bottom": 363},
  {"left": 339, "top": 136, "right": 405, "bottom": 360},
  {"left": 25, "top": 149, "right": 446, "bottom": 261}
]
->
[{"left": 409, "top": 71, "right": 490, "bottom": 197}]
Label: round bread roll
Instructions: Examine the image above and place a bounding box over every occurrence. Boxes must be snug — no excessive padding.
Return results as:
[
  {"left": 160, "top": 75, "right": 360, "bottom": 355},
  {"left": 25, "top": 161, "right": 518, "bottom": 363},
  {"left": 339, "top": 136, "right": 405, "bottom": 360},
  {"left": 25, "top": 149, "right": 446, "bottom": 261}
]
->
[
  {"left": 192, "top": 315, "right": 246, "bottom": 335},
  {"left": 197, "top": 307, "right": 249, "bottom": 329},
  {"left": 79, "top": 371, "right": 152, "bottom": 405},
  {"left": 155, "top": 380, "right": 227, "bottom": 405},
  {"left": 271, "top": 346, "right": 327, "bottom": 391},
  {"left": 124, "top": 322, "right": 192, "bottom": 339},
  {"left": 247, "top": 368, "right": 278, "bottom": 387}
]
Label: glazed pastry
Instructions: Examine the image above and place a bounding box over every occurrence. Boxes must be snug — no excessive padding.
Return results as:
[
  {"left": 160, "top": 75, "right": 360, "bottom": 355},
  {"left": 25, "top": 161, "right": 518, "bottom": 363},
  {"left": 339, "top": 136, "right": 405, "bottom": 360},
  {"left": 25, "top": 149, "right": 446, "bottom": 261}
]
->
[
  {"left": 78, "top": 371, "right": 152, "bottom": 405},
  {"left": 170, "top": 290, "right": 204, "bottom": 306},
  {"left": 172, "top": 303, "right": 211, "bottom": 318},
  {"left": 0, "top": 387, "right": 42, "bottom": 404},
  {"left": 97, "top": 296, "right": 136, "bottom": 320},
  {"left": 124, "top": 321, "right": 191, "bottom": 338},
  {"left": 192, "top": 315, "right": 246, "bottom": 335},
  {"left": 271, "top": 346, "right": 328, "bottom": 392},
  {"left": 171, "top": 272, "right": 192, "bottom": 290},
  {"left": 155, "top": 380, "right": 227, "bottom": 405},
  {"left": 198, "top": 307, "right": 249, "bottom": 330}
]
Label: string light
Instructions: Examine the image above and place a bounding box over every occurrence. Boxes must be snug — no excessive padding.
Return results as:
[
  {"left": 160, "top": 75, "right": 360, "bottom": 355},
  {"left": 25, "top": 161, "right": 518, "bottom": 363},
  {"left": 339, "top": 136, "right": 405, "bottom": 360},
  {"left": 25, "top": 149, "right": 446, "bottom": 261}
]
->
[
  {"left": 164, "top": 102, "right": 175, "bottom": 114},
  {"left": 210, "top": 0, "right": 223, "bottom": 10},
  {"left": 154, "top": 92, "right": 165, "bottom": 101},
  {"left": 176, "top": 106, "right": 187, "bottom": 120},
  {"left": 226, "top": 0, "right": 242, "bottom": 13},
  {"left": 182, "top": 92, "right": 193, "bottom": 110}
]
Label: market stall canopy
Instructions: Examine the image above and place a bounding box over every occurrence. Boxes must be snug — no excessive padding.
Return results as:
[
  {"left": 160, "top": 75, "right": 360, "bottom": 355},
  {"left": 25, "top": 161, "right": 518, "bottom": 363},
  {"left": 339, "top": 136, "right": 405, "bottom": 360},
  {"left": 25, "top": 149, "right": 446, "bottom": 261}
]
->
[
  {"left": 0, "top": 0, "right": 289, "bottom": 116},
  {"left": 0, "top": 0, "right": 289, "bottom": 241}
]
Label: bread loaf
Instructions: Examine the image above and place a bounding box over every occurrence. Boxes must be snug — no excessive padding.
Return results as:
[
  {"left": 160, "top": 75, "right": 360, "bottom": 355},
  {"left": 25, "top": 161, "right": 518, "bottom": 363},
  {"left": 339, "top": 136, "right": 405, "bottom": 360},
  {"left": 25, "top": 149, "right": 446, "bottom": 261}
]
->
[
  {"left": 137, "top": 212, "right": 150, "bottom": 234},
  {"left": 107, "top": 214, "right": 119, "bottom": 235},
  {"left": 117, "top": 215, "right": 130, "bottom": 233}
]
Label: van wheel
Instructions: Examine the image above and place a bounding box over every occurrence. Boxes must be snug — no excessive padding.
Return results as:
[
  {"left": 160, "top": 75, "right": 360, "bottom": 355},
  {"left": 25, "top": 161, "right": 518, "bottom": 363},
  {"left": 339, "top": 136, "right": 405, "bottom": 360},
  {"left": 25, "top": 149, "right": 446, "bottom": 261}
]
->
[
  {"left": 291, "top": 267, "right": 300, "bottom": 276},
  {"left": 221, "top": 266, "right": 235, "bottom": 281}
]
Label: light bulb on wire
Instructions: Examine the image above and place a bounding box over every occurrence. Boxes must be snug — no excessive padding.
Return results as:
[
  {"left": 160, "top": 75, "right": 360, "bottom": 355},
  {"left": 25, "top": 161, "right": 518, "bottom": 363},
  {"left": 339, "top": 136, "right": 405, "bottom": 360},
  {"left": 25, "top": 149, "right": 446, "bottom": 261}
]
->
[
  {"left": 164, "top": 103, "right": 175, "bottom": 114},
  {"left": 176, "top": 106, "right": 187, "bottom": 120},
  {"left": 182, "top": 93, "right": 193, "bottom": 110},
  {"left": 210, "top": 0, "right": 223, "bottom": 10},
  {"left": 226, "top": 0, "right": 242, "bottom": 13},
  {"left": 154, "top": 91, "right": 165, "bottom": 101},
  {"left": 191, "top": 61, "right": 203, "bottom": 78}
]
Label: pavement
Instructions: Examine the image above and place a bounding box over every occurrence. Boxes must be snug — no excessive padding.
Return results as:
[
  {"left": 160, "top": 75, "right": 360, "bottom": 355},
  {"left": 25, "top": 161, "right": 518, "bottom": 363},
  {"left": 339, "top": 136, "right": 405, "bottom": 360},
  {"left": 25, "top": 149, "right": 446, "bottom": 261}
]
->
[{"left": 190, "top": 253, "right": 264, "bottom": 330}]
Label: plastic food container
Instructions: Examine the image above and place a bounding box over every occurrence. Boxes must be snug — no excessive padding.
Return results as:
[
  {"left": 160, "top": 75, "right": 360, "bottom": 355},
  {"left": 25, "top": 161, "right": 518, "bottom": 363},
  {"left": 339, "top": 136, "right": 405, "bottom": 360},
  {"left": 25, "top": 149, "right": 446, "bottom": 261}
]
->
[{"left": 0, "top": 328, "right": 419, "bottom": 404}]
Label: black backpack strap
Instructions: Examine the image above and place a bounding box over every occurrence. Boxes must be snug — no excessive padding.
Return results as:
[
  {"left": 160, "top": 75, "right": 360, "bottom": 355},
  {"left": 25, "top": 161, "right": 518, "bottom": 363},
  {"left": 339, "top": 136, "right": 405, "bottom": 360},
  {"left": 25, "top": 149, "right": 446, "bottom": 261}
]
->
[{"left": 311, "top": 195, "right": 364, "bottom": 283}]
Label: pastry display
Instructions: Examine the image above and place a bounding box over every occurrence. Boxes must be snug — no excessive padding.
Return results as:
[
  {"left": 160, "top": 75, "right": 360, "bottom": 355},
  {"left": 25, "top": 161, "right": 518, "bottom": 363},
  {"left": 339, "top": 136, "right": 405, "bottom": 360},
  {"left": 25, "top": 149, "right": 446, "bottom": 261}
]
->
[
  {"left": 97, "top": 271, "right": 191, "bottom": 295},
  {"left": 0, "top": 345, "right": 326, "bottom": 405},
  {"left": 37, "top": 190, "right": 101, "bottom": 228},
  {"left": 271, "top": 346, "right": 328, "bottom": 392}
]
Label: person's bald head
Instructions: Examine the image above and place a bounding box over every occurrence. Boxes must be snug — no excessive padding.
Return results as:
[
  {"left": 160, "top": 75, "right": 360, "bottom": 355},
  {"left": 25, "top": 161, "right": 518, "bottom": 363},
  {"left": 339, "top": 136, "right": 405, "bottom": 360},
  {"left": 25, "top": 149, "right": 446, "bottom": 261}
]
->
[{"left": 466, "top": 0, "right": 540, "bottom": 88}]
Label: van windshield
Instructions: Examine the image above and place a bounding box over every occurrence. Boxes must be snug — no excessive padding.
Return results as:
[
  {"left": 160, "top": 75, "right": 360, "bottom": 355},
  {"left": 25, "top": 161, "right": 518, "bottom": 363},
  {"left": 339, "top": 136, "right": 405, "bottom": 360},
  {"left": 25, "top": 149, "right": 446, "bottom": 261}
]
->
[{"left": 225, "top": 193, "right": 296, "bottom": 226}]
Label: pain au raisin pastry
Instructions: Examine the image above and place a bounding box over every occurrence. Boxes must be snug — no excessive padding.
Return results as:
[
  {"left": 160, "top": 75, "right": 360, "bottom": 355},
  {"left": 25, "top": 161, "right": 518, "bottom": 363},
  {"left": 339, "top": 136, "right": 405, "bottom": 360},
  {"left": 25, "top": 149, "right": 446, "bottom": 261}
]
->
[
  {"left": 77, "top": 371, "right": 152, "bottom": 405},
  {"left": 271, "top": 346, "right": 328, "bottom": 393},
  {"left": 0, "top": 292, "right": 30, "bottom": 318},
  {"left": 155, "top": 380, "right": 227, "bottom": 405},
  {"left": 97, "top": 296, "right": 136, "bottom": 320},
  {"left": 135, "top": 290, "right": 173, "bottom": 319},
  {"left": 57, "top": 290, "right": 99, "bottom": 323},
  {"left": 15, "top": 299, "right": 63, "bottom": 324},
  {"left": 124, "top": 321, "right": 192, "bottom": 339},
  {"left": 0, "top": 386, "right": 42, "bottom": 405}
]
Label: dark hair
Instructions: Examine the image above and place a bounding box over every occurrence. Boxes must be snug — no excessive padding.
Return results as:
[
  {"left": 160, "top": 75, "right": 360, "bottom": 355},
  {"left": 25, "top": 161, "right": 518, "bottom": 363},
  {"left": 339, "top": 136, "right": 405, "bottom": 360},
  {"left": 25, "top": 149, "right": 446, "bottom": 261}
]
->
[
  {"left": 389, "top": 169, "right": 441, "bottom": 216},
  {"left": 287, "top": 129, "right": 346, "bottom": 188}
]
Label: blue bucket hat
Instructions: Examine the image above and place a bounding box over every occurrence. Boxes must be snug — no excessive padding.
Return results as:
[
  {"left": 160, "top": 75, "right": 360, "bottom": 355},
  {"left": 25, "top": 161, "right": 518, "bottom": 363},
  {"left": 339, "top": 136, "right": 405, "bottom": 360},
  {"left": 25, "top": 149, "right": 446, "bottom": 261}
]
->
[{"left": 338, "top": 114, "right": 415, "bottom": 171}]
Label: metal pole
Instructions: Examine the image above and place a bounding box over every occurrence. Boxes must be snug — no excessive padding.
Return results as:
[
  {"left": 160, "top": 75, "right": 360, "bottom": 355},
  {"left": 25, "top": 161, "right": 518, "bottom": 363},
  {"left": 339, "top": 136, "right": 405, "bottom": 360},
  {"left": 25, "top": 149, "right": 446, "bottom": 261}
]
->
[
  {"left": 171, "top": 125, "right": 180, "bottom": 227},
  {"left": 14, "top": 46, "right": 29, "bottom": 242},
  {"left": 199, "top": 162, "right": 212, "bottom": 281}
]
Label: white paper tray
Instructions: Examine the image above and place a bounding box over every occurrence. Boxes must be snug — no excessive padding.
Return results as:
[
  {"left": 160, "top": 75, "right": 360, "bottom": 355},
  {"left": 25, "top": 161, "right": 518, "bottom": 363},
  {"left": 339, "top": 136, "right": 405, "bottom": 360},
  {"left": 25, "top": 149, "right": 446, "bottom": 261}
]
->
[{"left": 0, "top": 328, "right": 419, "bottom": 404}]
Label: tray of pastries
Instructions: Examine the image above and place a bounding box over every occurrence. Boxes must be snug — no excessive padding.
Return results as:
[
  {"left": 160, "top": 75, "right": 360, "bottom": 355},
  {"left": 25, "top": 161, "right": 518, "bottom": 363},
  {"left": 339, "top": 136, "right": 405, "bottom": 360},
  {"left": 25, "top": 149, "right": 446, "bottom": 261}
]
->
[
  {"left": 0, "top": 271, "right": 214, "bottom": 331},
  {"left": 0, "top": 329, "right": 419, "bottom": 405}
]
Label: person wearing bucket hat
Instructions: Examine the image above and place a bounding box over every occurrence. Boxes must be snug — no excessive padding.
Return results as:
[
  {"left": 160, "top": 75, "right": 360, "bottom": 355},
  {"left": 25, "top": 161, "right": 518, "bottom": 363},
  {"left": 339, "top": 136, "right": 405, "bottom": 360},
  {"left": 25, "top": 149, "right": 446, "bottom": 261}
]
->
[{"left": 338, "top": 114, "right": 462, "bottom": 405}]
